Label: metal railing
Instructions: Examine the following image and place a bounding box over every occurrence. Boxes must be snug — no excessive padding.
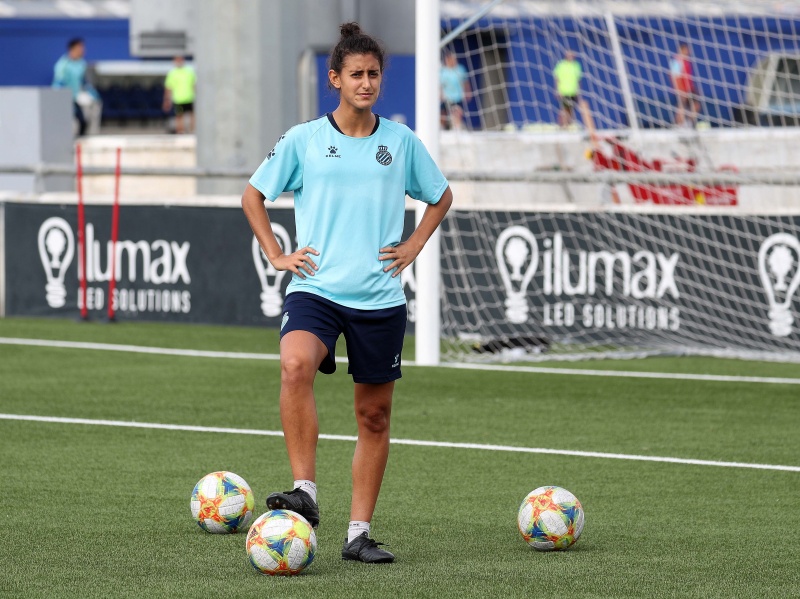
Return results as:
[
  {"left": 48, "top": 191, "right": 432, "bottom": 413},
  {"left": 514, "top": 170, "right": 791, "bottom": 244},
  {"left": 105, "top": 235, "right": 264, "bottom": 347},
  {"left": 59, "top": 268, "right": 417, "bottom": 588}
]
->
[{"left": 4, "top": 163, "right": 800, "bottom": 186}]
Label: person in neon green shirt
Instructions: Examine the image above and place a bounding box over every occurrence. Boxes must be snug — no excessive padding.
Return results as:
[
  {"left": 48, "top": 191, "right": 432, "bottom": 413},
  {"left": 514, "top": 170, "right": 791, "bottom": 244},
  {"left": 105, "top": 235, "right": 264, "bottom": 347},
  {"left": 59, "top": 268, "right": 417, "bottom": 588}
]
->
[
  {"left": 163, "top": 56, "right": 196, "bottom": 133},
  {"left": 553, "top": 51, "right": 583, "bottom": 127}
]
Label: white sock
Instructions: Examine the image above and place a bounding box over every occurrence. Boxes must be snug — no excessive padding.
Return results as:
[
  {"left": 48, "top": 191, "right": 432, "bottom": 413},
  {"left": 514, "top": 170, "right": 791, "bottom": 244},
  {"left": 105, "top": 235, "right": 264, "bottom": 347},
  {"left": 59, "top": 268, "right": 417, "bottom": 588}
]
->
[
  {"left": 293, "top": 479, "right": 317, "bottom": 504},
  {"left": 347, "top": 520, "right": 370, "bottom": 543}
]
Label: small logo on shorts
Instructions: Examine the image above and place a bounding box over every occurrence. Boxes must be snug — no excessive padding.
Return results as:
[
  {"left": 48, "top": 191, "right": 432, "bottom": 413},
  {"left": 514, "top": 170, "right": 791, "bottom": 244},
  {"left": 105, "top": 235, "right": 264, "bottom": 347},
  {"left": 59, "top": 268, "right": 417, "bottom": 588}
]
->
[
  {"left": 391, "top": 353, "right": 400, "bottom": 368},
  {"left": 376, "top": 145, "right": 392, "bottom": 166},
  {"left": 281, "top": 312, "right": 289, "bottom": 330}
]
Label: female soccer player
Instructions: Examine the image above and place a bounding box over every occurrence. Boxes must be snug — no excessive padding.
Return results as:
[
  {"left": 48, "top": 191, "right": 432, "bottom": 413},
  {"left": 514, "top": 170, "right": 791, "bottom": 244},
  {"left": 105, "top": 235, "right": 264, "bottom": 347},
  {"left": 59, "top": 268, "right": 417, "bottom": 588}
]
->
[{"left": 241, "top": 22, "right": 452, "bottom": 564}]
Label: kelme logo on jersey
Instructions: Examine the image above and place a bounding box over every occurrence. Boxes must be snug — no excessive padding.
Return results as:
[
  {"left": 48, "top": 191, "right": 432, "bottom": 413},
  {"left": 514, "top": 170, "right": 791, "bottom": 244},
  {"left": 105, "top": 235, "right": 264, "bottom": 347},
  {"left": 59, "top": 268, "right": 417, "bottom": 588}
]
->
[
  {"left": 326, "top": 146, "right": 341, "bottom": 158},
  {"left": 376, "top": 145, "right": 392, "bottom": 166},
  {"left": 266, "top": 135, "right": 285, "bottom": 160}
]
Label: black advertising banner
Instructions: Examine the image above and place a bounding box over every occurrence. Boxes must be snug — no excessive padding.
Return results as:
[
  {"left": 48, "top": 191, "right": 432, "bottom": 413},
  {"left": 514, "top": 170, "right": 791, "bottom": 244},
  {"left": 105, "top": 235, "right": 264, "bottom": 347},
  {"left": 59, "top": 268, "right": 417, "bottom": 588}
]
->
[
  {"left": 3, "top": 202, "right": 417, "bottom": 328},
  {"left": 5, "top": 202, "right": 800, "bottom": 355},
  {"left": 441, "top": 211, "right": 800, "bottom": 355}
]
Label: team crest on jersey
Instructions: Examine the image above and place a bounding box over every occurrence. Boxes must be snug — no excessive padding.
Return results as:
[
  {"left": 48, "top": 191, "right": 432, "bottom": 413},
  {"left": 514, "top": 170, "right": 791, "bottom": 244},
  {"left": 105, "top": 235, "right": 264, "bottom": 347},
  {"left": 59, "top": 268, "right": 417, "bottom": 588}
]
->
[
  {"left": 376, "top": 145, "right": 392, "bottom": 165},
  {"left": 326, "top": 146, "right": 341, "bottom": 158}
]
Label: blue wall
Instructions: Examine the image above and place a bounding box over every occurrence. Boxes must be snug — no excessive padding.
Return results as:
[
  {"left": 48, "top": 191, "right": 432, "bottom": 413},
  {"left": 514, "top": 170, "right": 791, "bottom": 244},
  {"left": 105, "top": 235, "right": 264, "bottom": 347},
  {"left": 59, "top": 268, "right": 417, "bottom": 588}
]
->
[
  {"left": 5, "top": 15, "right": 798, "bottom": 129},
  {"left": 444, "top": 14, "right": 800, "bottom": 128},
  {"left": 0, "top": 19, "right": 132, "bottom": 87}
]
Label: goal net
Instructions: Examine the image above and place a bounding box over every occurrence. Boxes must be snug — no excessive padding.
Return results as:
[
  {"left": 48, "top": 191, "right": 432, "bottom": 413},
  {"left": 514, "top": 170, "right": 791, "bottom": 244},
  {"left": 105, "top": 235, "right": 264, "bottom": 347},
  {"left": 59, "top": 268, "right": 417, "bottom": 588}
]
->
[{"left": 432, "top": 0, "right": 800, "bottom": 362}]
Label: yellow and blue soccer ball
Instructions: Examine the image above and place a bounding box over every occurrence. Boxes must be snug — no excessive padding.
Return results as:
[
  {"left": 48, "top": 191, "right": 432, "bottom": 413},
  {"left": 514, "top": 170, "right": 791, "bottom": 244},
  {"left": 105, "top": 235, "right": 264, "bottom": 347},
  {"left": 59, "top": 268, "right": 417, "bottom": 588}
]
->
[
  {"left": 246, "top": 510, "right": 317, "bottom": 576},
  {"left": 517, "top": 486, "right": 584, "bottom": 551},
  {"left": 190, "top": 471, "right": 255, "bottom": 534}
]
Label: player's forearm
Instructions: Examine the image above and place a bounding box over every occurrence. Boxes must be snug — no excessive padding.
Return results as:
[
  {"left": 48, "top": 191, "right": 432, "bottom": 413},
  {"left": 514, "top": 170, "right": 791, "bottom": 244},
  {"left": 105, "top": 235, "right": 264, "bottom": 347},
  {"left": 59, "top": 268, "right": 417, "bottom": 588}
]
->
[
  {"left": 241, "top": 184, "right": 284, "bottom": 263},
  {"left": 406, "top": 186, "right": 453, "bottom": 252}
]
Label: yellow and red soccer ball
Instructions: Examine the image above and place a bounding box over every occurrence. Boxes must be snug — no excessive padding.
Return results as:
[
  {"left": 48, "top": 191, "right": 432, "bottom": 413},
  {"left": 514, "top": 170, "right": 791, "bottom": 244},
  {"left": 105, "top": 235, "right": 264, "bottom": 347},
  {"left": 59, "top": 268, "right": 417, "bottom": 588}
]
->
[
  {"left": 517, "top": 486, "right": 584, "bottom": 551},
  {"left": 190, "top": 471, "right": 255, "bottom": 534}
]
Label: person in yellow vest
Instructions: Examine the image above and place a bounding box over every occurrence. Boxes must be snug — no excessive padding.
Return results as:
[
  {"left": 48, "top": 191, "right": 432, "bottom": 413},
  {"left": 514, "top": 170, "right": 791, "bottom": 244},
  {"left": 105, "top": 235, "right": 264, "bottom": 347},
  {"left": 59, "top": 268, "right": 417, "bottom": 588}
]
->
[
  {"left": 163, "top": 56, "right": 196, "bottom": 134},
  {"left": 553, "top": 51, "right": 582, "bottom": 128}
]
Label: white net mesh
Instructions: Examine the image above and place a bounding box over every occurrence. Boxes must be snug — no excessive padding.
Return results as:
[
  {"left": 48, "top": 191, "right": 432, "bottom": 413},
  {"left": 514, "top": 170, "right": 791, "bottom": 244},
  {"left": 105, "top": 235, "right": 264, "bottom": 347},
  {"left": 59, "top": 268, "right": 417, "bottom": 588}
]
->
[
  {"left": 441, "top": 0, "right": 800, "bottom": 133},
  {"left": 438, "top": 208, "right": 800, "bottom": 362},
  {"left": 434, "top": 0, "right": 800, "bottom": 362}
]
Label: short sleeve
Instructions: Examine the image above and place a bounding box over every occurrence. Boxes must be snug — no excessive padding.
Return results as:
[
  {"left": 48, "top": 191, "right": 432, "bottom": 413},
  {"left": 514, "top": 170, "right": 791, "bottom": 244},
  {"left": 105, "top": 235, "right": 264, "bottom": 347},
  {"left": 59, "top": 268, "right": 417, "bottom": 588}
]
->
[
  {"left": 249, "top": 127, "right": 304, "bottom": 201},
  {"left": 53, "top": 60, "right": 65, "bottom": 87},
  {"left": 404, "top": 133, "right": 448, "bottom": 205}
]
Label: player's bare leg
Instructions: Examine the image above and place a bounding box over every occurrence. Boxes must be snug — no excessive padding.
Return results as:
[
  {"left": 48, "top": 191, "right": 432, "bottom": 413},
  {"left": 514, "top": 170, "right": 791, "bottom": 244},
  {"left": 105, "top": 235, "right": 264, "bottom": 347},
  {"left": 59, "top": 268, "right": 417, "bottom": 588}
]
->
[
  {"left": 279, "top": 330, "right": 328, "bottom": 481},
  {"left": 342, "top": 381, "right": 395, "bottom": 563},
  {"left": 265, "top": 330, "right": 328, "bottom": 529},
  {"left": 676, "top": 96, "right": 685, "bottom": 127},
  {"left": 350, "top": 381, "right": 394, "bottom": 522},
  {"left": 451, "top": 105, "right": 464, "bottom": 130}
]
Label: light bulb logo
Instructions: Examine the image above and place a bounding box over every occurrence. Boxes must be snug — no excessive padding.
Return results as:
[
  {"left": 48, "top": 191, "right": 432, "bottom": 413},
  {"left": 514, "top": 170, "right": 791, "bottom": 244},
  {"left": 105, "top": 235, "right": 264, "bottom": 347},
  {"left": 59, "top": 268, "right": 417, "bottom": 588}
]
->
[
  {"left": 252, "top": 224, "right": 292, "bottom": 317},
  {"left": 758, "top": 232, "right": 800, "bottom": 337},
  {"left": 495, "top": 226, "right": 539, "bottom": 324},
  {"left": 37, "top": 217, "right": 75, "bottom": 309}
]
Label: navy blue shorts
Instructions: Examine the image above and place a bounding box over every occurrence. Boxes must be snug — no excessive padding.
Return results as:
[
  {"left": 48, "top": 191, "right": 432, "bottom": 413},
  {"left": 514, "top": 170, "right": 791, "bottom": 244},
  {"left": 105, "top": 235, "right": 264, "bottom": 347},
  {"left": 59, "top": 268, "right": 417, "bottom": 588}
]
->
[{"left": 280, "top": 291, "right": 407, "bottom": 384}]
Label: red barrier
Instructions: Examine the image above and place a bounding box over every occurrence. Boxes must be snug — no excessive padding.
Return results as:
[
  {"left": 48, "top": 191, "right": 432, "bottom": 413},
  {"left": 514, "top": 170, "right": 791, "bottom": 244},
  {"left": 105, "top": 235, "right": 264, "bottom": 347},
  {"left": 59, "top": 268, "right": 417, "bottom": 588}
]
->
[
  {"left": 590, "top": 136, "right": 738, "bottom": 206},
  {"left": 76, "top": 143, "right": 88, "bottom": 320},
  {"left": 107, "top": 147, "right": 121, "bottom": 321}
]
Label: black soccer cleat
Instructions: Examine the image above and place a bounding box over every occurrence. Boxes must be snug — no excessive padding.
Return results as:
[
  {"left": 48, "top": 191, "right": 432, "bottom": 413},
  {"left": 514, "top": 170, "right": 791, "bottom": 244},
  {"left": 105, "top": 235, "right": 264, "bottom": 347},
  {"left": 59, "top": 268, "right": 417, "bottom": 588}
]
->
[
  {"left": 265, "top": 488, "right": 320, "bottom": 529},
  {"left": 341, "top": 532, "right": 395, "bottom": 563}
]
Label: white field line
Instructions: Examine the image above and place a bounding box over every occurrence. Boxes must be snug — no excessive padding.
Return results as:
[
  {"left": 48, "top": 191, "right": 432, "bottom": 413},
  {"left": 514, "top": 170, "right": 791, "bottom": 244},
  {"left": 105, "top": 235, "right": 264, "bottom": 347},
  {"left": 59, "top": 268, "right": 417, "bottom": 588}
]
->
[
  {"left": 439, "top": 362, "right": 800, "bottom": 385},
  {"left": 1, "top": 413, "right": 798, "bottom": 473},
  {"left": 0, "top": 337, "right": 282, "bottom": 361},
  {"left": 2, "top": 337, "right": 800, "bottom": 386}
]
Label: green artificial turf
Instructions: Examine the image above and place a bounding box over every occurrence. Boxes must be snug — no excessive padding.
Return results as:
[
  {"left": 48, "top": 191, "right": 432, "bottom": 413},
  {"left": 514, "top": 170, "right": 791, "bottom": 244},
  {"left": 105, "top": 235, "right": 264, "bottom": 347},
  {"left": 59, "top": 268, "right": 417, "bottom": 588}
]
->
[{"left": 1, "top": 317, "right": 799, "bottom": 598}]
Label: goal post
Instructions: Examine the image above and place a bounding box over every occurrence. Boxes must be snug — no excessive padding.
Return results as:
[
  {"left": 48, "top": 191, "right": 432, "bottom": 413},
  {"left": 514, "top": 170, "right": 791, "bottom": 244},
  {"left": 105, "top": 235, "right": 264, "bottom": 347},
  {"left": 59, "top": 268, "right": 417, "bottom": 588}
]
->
[{"left": 415, "top": 0, "right": 443, "bottom": 365}]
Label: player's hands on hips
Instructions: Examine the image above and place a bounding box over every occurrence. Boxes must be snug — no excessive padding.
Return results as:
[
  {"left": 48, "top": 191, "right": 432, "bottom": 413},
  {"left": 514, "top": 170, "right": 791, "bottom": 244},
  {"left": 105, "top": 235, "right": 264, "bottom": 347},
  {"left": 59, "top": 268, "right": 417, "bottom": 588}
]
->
[
  {"left": 379, "top": 242, "right": 421, "bottom": 278},
  {"left": 271, "top": 247, "right": 319, "bottom": 279}
]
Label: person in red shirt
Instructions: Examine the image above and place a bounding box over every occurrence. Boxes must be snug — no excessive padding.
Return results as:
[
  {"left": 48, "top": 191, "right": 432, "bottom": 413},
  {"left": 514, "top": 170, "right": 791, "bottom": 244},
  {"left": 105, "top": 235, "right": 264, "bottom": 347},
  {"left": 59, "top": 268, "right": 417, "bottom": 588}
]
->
[{"left": 670, "top": 43, "right": 700, "bottom": 127}]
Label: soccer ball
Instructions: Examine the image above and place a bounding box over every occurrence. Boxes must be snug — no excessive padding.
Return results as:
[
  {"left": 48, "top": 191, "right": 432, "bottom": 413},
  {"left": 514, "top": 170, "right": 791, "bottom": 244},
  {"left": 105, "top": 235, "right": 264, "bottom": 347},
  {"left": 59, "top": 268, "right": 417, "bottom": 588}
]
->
[
  {"left": 190, "top": 471, "right": 255, "bottom": 534},
  {"left": 246, "top": 510, "right": 317, "bottom": 576},
  {"left": 517, "top": 486, "right": 584, "bottom": 551}
]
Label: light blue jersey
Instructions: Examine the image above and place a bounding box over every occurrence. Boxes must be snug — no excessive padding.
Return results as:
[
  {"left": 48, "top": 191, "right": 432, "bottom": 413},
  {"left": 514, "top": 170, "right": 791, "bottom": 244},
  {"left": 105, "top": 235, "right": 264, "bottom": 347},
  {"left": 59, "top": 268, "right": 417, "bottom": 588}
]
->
[
  {"left": 52, "top": 55, "right": 94, "bottom": 100},
  {"left": 249, "top": 114, "right": 448, "bottom": 310},
  {"left": 440, "top": 63, "right": 468, "bottom": 103}
]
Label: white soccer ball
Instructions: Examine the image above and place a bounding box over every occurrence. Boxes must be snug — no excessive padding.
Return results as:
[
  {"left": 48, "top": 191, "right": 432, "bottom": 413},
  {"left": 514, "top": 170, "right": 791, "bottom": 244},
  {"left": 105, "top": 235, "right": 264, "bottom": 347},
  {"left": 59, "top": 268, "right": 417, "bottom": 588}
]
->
[
  {"left": 190, "top": 471, "right": 255, "bottom": 534},
  {"left": 246, "top": 510, "right": 317, "bottom": 576},
  {"left": 517, "top": 485, "right": 585, "bottom": 551}
]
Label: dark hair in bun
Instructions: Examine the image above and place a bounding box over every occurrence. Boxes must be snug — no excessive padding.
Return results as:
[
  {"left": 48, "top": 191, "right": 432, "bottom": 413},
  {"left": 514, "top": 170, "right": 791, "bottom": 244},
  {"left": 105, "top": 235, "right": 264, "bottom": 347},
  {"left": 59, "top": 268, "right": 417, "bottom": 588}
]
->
[{"left": 329, "top": 21, "right": 386, "bottom": 75}]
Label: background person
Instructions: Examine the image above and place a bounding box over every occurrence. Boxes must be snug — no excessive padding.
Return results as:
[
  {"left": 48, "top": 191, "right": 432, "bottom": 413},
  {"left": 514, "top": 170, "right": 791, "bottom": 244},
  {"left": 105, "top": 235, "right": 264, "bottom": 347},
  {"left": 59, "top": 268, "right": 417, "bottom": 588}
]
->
[
  {"left": 241, "top": 22, "right": 453, "bottom": 565},
  {"left": 671, "top": 43, "right": 700, "bottom": 127},
  {"left": 553, "top": 50, "right": 583, "bottom": 128},
  {"left": 163, "top": 56, "right": 196, "bottom": 134},
  {"left": 440, "top": 51, "right": 471, "bottom": 130},
  {"left": 52, "top": 37, "right": 100, "bottom": 137}
]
